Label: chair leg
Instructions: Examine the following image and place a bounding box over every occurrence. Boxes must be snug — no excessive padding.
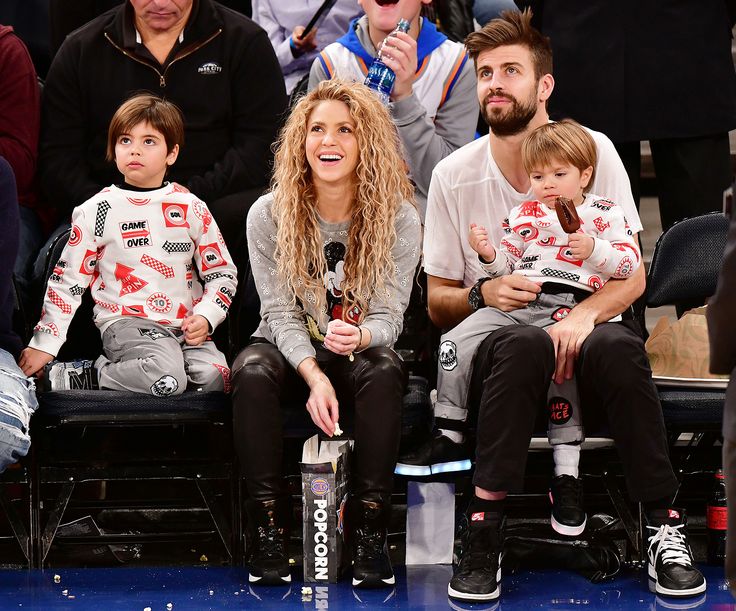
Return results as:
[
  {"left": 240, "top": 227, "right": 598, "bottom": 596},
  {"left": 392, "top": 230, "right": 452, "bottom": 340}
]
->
[
  {"left": 195, "top": 478, "right": 233, "bottom": 562},
  {"left": 39, "top": 482, "right": 75, "bottom": 566},
  {"left": 0, "top": 483, "right": 31, "bottom": 566},
  {"left": 603, "top": 472, "right": 642, "bottom": 564}
]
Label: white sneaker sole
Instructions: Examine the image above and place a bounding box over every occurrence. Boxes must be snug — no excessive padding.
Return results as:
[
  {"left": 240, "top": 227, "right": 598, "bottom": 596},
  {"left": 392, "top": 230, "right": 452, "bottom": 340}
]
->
[
  {"left": 551, "top": 513, "right": 586, "bottom": 537},
  {"left": 352, "top": 575, "right": 396, "bottom": 587},
  {"left": 647, "top": 564, "right": 706, "bottom": 597},
  {"left": 248, "top": 572, "right": 291, "bottom": 584},
  {"left": 447, "top": 565, "right": 501, "bottom": 601}
]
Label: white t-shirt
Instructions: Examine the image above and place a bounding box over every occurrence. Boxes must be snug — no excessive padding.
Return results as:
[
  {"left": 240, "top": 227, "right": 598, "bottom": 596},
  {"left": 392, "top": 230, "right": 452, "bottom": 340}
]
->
[{"left": 424, "top": 130, "right": 641, "bottom": 289}]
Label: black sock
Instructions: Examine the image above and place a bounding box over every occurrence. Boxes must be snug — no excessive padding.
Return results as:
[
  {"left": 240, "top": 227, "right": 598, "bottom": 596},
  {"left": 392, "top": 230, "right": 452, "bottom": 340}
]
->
[
  {"left": 468, "top": 496, "right": 505, "bottom": 517},
  {"left": 643, "top": 495, "right": 675, "bottom": 523}
]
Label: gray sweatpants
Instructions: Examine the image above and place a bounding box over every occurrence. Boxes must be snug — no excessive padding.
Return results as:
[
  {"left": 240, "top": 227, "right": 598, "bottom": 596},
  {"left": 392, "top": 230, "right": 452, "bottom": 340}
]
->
[
  {"left": 436, "top": 291, "right": 583, "bottom": 446},
  {"left": 97, "top": 319, "right": 230, "bottom": 396}
]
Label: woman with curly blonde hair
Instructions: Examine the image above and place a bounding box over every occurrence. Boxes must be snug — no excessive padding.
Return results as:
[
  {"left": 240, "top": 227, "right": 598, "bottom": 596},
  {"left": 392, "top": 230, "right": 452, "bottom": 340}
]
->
[{"left": 232, "top": 80, "right": 421, "bottom": 588}]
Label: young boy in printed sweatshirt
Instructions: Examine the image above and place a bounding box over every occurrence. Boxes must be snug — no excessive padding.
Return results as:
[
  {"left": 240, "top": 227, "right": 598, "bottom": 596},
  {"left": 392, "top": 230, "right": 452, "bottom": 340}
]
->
[{"left": 20, "top": 95, "right": 237, "bottom": 395}]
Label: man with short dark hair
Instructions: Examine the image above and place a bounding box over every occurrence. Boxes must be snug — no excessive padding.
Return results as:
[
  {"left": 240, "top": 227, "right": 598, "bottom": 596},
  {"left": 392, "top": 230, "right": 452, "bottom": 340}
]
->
[{"left": 422, "top": 9, "right": 705, "bottom": 603}]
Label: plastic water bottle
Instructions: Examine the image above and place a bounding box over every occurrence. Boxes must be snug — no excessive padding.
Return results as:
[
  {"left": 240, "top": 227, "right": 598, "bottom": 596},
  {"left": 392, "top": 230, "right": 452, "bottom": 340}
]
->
[{"left": 364, "top": 19, "right": 411, "bottom": 104}]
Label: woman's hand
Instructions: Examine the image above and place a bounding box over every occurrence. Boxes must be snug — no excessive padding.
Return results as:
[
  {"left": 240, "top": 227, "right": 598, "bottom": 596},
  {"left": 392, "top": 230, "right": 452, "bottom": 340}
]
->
[
  {"left": 19, "top": 347, "right": 54, "bottom": 377},
  {"left": 306, "top": 376, "right": 340, "bottom": 436},
  {"left": 323, "top": 319, "right": 361, "bottom": 356},
  {"left": 298, "top": 357, "right": 340, "bottom": 436}
]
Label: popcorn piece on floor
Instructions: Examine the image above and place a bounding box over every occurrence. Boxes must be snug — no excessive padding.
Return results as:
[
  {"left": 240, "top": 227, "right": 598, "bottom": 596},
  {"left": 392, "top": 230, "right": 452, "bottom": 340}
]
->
[
  {"left": 61, "top": 590, "right": 68, "bottom": 596},
  {"left": 301, "top": 587, "right": 313, "bottom": 595},
  {"left": 167, "top": 604, "right": 173, "bottom": 610},
  {"left": 144, "top": 607, "right": 152, "bottom": 611},
  {"left": 53, "top": 575, "right": 61, "bottom": 584}
]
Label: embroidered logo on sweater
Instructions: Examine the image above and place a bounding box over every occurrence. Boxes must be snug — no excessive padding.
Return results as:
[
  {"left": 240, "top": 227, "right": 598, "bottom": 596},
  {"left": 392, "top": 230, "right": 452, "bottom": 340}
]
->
[{"left": 197, "top": 62, "right": 222, "bottom": 75}]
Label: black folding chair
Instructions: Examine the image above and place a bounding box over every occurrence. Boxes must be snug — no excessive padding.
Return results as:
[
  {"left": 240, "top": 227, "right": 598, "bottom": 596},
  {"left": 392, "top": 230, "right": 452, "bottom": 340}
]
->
[{"left": 30, "top": 229, "right": 238, "bottom": 567}]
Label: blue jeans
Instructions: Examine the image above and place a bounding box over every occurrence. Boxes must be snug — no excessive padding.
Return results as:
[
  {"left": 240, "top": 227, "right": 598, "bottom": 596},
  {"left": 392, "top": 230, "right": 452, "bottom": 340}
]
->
[
  {"left": 473, "top": 0, "right": 517, "bottom": 26},
  {"left": 0, "top": 349, "right": 37, "bottom": 472}
]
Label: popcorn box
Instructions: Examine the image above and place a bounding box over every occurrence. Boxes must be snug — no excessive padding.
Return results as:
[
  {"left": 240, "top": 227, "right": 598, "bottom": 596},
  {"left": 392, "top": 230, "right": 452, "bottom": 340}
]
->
[{"left": 300, "top": 435, "right": 351, "bottom": 583}]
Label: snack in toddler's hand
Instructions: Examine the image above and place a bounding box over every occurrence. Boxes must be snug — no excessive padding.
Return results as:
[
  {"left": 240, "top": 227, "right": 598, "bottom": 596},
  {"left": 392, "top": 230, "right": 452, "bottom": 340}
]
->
[
  {"left": 333, "top": 422, "right": 343, "bottom": 436},
  {"left": 555, "top": 196, "right": 581, "bottom": 233}
]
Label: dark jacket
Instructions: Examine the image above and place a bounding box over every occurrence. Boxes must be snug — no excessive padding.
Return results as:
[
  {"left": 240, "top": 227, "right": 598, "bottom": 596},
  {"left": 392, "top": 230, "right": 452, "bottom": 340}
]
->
[
  {"left": 0, "top": 25, "right": 39, "bottom": 210},
  {"left": 707, "top": 207, "right": 736, "bottom": 442},
  {"left": 518, "top": 0, "right": 736, "bottom": 143},
  {"left": 0, "top": 157, "right": 22, "bottom": 359},
  {"left": 40, "top": 0, "right": 287, "bottom": 216}
]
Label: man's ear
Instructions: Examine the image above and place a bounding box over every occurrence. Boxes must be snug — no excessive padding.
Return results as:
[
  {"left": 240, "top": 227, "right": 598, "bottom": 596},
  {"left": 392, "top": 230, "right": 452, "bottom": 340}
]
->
[
  {"left": 166, "top": 143, "right": 179, "bottom": 166},
  {"left": 538, "top": 73, "right": 554, "bottom": 103}
]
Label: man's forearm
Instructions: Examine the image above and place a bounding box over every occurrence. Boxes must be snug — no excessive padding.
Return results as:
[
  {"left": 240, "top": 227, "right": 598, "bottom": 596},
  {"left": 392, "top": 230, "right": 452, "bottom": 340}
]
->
[
  {"left": 427, "top": 276, "right": 472, "bottom": 329},
  {"left": 573, "top": 264, "right": 645, "bottom": 323}
]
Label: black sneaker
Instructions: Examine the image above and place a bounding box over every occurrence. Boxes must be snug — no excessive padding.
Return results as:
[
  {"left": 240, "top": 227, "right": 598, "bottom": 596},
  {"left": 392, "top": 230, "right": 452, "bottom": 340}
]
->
[
  {"left": 549, "top": 475, "right": 586, "bottom": 536},
  {"left": 447, "top": 511, "right": 503, "bottom": 602},
  {"left": 247, "top": 499, "right": 291, "bottom": 586},
  {"left": 395, "top": 432, "right": 472, "bottom": 476},
  {"left": 351, "top": 498, "right": 395, "bottom": 588},
  {"left": 42, "top": 360, "right": 98, "bottom": 391},
  {"left": 646, "top": 508, "right": 706, "bottom": 598}
]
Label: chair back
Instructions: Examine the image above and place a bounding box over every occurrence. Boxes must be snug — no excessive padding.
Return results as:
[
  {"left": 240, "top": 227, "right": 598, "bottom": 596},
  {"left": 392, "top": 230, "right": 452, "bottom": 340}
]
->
[{"left": 646, "top": 212, "right": 730, "bottom": 308}]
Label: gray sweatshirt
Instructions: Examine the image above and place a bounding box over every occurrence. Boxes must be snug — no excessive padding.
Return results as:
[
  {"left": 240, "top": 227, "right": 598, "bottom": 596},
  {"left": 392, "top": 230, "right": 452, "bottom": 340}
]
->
[{"left": 246, "top": 193, "right": 422, "bottom": 370}]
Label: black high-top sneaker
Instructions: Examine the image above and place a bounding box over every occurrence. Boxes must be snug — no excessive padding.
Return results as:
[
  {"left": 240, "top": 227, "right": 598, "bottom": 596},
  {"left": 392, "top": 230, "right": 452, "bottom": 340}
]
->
[
  {"left": 351, "top": 497, "right": 395, "bottom": 588},
  {"left": 448, "top": 510, "right": 504, "bottom": 602},
  {"left": 246, "top": 498, "right": 291, "bottom": 586},
  {"left": 646, "top": 508, "right": 706, "bottom": 597},
  {"left": 549, "top": 474, "right": 586, "bottom": 536}
]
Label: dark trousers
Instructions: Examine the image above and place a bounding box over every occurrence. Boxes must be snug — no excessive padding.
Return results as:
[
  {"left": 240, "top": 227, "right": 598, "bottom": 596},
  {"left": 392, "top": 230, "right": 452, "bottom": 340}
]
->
[
  {"left": 468, "top": 322, "right": 678, "bottom": 503},
  {"left": 615, "top": 133, "right": 732, "bottom": 231},
  {"left": 231, "top": 340, "right": 407, "bottom": 502}
]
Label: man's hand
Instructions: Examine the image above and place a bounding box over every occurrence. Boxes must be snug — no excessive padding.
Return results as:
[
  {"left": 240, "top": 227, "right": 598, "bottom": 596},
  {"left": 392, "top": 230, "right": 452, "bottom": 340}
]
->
[
  {"left": 546, "top": 307, "right": 597, "bottom": 384},
  {"left": 482, "top": 275, "right": 541, "bottom": 312},
  {"left": 291, "top": 25, "right": 318, "bottom": 56},
  {"left": 568, "top": 232, "right": 594, "bottom": 260},
  {"left": 323, "top": 319, "right": 360, "bottom": 356},
  {"left": 469, "top": 223, "right": 496, "bottom": 262},
  {"left": 380, "top": 31, "right": 417, "bottom": 102},
  {"left": 19, "top": 347, "right": 54, "bottom": 377},
  {"left": 181, "top": 314, "right": 209, "bottom": 346}
]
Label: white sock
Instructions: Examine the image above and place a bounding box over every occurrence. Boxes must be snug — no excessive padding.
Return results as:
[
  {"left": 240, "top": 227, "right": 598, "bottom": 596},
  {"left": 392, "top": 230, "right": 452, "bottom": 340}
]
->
[
  {"left": 553, "top": 443, "right": 580, "bottom": 478},
  {"left": 438, "top": 428, "right": 464, "bottom": 444}
]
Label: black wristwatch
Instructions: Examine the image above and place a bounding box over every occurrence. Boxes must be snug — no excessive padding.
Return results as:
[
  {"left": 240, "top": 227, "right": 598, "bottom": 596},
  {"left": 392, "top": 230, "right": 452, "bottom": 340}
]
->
[{"left": 468, "top": 277, "right": 492, "bottom": 311}]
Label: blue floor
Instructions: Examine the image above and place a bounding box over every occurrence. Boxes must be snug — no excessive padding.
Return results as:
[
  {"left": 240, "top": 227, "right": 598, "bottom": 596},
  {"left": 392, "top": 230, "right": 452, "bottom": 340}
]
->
[{"left": 0, "top": 565, "right": 731, "bottom": 610}]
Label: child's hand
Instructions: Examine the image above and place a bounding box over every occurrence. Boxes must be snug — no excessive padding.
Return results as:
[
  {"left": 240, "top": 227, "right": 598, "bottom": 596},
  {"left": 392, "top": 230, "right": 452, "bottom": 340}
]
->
[
  {"left": 18, "top": 347, "right": 54, "bottom": 377},
  {"left": 568, "top": 232, "right": 594, "bottom": 260},
  {"left": 181, "top": 314, "right": 210, "bottom": 346},
  {"left": 291, "top": 25, "right": 318, "bottom": 55},
  {"left": 469, "top": 223, "right": 496, "bottom": 263}
]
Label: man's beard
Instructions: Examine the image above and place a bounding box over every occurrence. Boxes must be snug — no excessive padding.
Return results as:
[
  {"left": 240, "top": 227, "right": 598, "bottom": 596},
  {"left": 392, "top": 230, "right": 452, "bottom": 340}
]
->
[{"left": 481, "top": 89, "right": 538, "bottom": 137}]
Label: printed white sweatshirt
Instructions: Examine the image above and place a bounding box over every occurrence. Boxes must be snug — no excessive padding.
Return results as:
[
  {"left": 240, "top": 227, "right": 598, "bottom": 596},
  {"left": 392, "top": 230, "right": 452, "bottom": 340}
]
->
[{"left": 30, "top": 183, "right": 238, "bottom": 356}]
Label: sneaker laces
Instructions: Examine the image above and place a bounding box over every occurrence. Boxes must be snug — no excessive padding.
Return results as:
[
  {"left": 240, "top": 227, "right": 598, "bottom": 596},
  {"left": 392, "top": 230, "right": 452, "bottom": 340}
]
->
[
  {"left": 256, "top": 524, "right": 286, "bottom": 559},
  {"left": 647, "top": 524, "right": 692, "bottom": 567},
  {"left": 355, "top": 527, "right": 385, "bottom": 561},
  {"left": 457, "top": 524, "right": 497, "bottom": 573},
  {"left": 553, "top": 476, "right": 583, "bottom": 506}
]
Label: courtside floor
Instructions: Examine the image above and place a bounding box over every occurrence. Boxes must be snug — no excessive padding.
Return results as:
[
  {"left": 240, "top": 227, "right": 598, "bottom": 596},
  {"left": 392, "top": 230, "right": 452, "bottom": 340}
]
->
[{"left": 0, "top": 564, "right": 730, "bottom": 610}]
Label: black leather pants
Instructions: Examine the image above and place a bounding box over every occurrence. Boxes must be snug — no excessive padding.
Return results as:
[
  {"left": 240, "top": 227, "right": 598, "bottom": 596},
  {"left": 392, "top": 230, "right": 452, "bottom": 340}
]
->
[{"left": 232, "top": 339, "right": 407, "bottom": 502}]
